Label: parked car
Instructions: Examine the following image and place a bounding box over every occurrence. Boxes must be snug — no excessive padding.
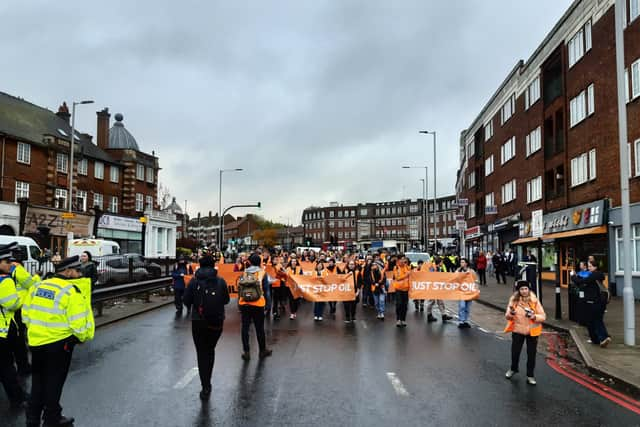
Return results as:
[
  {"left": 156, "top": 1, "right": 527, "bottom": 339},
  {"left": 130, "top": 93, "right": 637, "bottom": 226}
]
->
[
  {"left": 95, "top": 255, "right": 150, "bottom": 286},
  {"left": 405, "top": 252, "right": 432, "bottom": 268},
  {"left": 121, "top": 254, "right": 163, "bottom": 278},
  {"left": 0, "top": 236, "right": 55, "bottom": 276}
]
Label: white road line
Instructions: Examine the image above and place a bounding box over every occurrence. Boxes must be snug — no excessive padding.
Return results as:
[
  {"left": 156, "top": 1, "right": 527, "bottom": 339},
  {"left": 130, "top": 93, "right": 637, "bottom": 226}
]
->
[
  {"left": 386, "top": 372, "right": 410, "bottom": 397},
  {"left": 478, "top": 327, "right": 489, "bottom": 333},
  {"left": 173, "top": 367, "right": 198, "bottom": 389}
]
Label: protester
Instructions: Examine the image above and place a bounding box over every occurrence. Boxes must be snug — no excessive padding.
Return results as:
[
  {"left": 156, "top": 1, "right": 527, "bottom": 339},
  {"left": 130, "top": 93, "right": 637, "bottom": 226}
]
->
[
  {"left": 313, "top": 261, "right": 328, "bottom": 321},
  {"left": 270, "top": 256, "right": 286, "bottom": 320},
  {"left": 343, "top": 260, "right": 362, "bottom": 323},
  {"left": 505, "top": 280, "right": 546, "bottom": 385},
  {"left": 182, "top": 255, "right": 230, "bottom": 400},
  {"left": 171, "top": 258, "right": 189, "bottom": 315},
  {"left": 286, "top": 258, "right": 303, "bottom": 319},
  {"left": 238, "top": 254, "right": 272, "bottom": 360},
  {"left": 493, "top": 251, "right": 507, "bottom": 284},
  {"left": 476, "top": 251, "right": 487, "bottom": 286},
  {"left": 362, "top": 256, "right": 375, "bottom": 307},
  {"left": 456, "top": 258, "right": 477, "bottom": 328},
  {"left": 371, "top": 260, "right": 386, "bottom": 320},
  {"left": 572, "top": 260, "right": 611, "bottom": 347},
  {"left": 325, "top": 258, "right": 340, "bottom": 316},
  {"left": 426, "top": 257, "right": 453, "bottom": 323},
  {"left": 393, "top": 256, "right": 410, "bottom": 327}
]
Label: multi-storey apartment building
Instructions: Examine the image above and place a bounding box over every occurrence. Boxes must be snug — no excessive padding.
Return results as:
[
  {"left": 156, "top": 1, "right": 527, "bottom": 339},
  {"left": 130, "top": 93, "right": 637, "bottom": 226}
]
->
[
  {"left": 456, "top": 0, "right": 640, "bottom": 295},
  {"left": 302, "top": 196, "right": 457, "bottom": 252}
]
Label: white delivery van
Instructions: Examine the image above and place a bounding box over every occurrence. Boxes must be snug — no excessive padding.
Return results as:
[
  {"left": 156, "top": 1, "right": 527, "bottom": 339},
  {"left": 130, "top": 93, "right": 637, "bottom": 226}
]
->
[
  {"left": 67, "top": 238, "right": 120, "bottom": 259},
  {"left": 0, "top": 235, "right": 54, "bottom": 275}
]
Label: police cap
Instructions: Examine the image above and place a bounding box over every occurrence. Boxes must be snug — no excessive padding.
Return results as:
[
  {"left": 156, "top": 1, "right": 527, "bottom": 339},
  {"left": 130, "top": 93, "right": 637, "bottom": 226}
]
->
[
  {"left": 0, "top": 241, "right": 18, "bottom": 261},
  {"left": 55, "top": 255, "right": 83, "bottom": 272}
]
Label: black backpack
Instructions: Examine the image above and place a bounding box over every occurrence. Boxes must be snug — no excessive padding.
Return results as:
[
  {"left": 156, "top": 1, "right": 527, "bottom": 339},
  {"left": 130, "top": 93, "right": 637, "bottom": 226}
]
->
[{"left": 194, "top": 277, "right": 225, "bottom": 322}]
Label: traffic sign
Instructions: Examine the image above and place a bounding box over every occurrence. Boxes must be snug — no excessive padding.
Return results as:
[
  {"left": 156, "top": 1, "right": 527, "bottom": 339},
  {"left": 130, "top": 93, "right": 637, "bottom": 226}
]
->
[
  {"left": 456, "top": 220, "right": 467, "bottom": 230},
  {"left": 61, "top": 212, "right": 75, "bottom": 219},
  {"left": 458, "top": 198, "right": 469, "bottom": 206},
  {"left": 455, "top": 214, "right": 465, "bottom": 221},
  {"left": 532, "top": 209, "right": 543, "bottom": 238}
]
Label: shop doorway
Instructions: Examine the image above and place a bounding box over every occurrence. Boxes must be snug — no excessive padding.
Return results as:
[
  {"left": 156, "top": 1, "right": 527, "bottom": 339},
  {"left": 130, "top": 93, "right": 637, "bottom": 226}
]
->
[
  {"left": 51, "top": 236, "right": 67, "bottom": 258},
  {"left": 558, "top": 242, "right": 575, "bottom": 288}
]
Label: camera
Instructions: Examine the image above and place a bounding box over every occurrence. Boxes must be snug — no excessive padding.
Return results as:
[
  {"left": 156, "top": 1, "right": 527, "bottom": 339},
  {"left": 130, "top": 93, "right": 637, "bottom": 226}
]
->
[{"left": 524, "top": 308, "right": 534, "bottom": 318}]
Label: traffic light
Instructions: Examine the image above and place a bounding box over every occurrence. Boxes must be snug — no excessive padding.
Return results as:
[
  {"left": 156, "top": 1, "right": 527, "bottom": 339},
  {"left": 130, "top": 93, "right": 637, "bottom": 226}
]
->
[{"left": 305, "top": 237, "right": 312, "bottom": 246}]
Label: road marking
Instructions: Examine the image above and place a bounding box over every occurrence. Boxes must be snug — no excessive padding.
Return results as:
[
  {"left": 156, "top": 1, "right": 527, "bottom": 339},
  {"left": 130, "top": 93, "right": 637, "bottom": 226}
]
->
[
  {"left": 386, "top": 372, "right": 410, "bottom": 397},
  {"left": 478, "top": 327, "right": 489, "bottom": 333},
  {"left": 173, "top": 367, "right": 198, "bottom": 389}
]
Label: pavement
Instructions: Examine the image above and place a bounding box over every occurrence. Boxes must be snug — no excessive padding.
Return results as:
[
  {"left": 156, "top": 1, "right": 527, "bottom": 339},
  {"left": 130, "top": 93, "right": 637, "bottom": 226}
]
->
[
  {"left": 475, "top": 273, "right": 640, "bottom": 394},
  {"left": 3, "top": 298, "right": 639, "bottom": 426}
]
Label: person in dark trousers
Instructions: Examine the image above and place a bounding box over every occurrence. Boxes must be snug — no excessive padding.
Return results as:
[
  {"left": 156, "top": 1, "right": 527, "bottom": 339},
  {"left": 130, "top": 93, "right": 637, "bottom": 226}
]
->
[
  {"left": 182, "top": 255, "right": 230, "bottom": 400},
  {"left": 493, "top": 251, "right": 507, "bottom": 284},
  {"left": 476, "top": 251, "right": 487, "bottom": 286},
  {"left": 239, "top": 254, "right": 272, "bottom": 360},
  {"left": 171, "top": 258, "right": 189, "bottom": 315},
  {"left": 342, "top": 260, "right": 362, "bottom": 323},
  {"left": 362, "top": 256, "right": 374, "bottom": 307},
  {"left": 572, "top": 260, "right": 612, "bottom": 347}
]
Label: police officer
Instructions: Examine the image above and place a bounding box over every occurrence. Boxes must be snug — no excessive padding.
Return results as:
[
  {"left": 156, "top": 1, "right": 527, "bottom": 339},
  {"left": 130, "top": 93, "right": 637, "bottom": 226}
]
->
[
  {"left": 0, "top": 243, "right": 30, "bottom": 408},
  {"left": 22, "top": 255, "right": 95, "bottom": 427}
]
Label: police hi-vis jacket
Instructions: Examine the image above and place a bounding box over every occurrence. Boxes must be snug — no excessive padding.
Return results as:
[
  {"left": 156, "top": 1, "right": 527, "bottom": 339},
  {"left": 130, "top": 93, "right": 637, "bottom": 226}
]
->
[
  {"left": 11, "top": 263, "right": 39, "bottom": 300},
  {"left": 22, "top": 276, "right": 95, "bottom": 346},
  {"left": 0, "top": 275, "right": 22, "bottom": 338}
]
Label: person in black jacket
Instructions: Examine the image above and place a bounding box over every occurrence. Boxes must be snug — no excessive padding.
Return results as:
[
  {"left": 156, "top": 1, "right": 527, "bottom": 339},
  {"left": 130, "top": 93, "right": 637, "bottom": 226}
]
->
[
  {"left": 79, "top": 251, "right": 98, "bottom": 287},
  {"left": 183, "top": 255, "right": 230, "bottom": 400},
  {"left": 573, "top": 260, "right": 611, "bottom": 347}
]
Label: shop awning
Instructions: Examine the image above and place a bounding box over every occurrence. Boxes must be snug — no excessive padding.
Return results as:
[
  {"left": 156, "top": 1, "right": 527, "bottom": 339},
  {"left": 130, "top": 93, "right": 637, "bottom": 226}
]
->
[{"left": 511, "top": 225, "right": 607, "bottom": 245}]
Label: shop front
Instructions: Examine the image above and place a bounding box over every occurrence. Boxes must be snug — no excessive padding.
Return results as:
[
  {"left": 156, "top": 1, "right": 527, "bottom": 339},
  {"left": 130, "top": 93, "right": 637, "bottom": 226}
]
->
[
  {"left": 97, "top": 214, "right": 143, "bottom": 254},
  {"left": 513, "top": 199, "right": 608, "bottom": 288},
  {"left": 144, "top": 210, "right": 178, "bottom": 258},
  {"left": 23, "top": 205, "right": 94, "bottom": 257},
  {"left": 488, "top": 213, "right": 520, "bottom": 252},
  {"left": 607, "top": 202, "right": 640, "bottom": 298},
  {"left": 463, "top": 225, "right": 486, "bottom": 259}
]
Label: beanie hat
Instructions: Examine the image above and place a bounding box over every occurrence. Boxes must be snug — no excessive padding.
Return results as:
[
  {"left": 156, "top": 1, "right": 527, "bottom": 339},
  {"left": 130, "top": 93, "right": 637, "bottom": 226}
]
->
[
  {"left": 199, "top": 255, "right": 215, "bottom": 268},
  {"left": 515, "top": 280, "right": 530, "bottom": 290}
]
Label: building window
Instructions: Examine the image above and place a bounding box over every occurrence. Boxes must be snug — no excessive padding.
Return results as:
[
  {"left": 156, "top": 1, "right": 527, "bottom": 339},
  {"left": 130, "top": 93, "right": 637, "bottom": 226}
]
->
[
  {"left": 15, "top": 181, "right": 29, "bottom": 201},
  {"left": 76, "top": 159, "right": 87, "bottom": 176},
  {"left": 110, "top": 166, "right": 119, "bottom": 183},
  {"left": 485, "top": 192, "right": 495, "bottom": 208},
  {"left": 466, "top": 141, "right": 475, "bottom": 158},
  {"left": 524, "top": 76, "right": 541, "bottom": 110},
  {"left": 146, "top": 167, "right": 154, "bottom": 184},
  {"left": 500, "top": 93, "right": 516, "bottom": 125},
  {"left": 75, "top": 190, "right": 87, "bottom": 211},
  {"left": 569, "top": 84, "right": 595, "bottom": 127},
  {"left": 485, "top": 155, "right": 494, "bottom": 176},
  {"left": 17, "top": 142, "right": 31, "bottom": 164},
  {"left": 56, "top": 153, "right": 68, "bottom": 173},
  {"left": 329, "top": 211, "right": 334, "bottom": 218},
  {"left": 136, "top": 164, "right": 145, "bottom": 181},
  {"left": 136, "top": 193, "right": 144, "bottom": 212},
  {"left": 93, "top": 193, "right": 103, "bottom": 210},
  {"left": 484, "top": 120, "right": 493, "bottom": 141},
  {"left": 630, "top": 0, "right": 639, "bottom": 23},
  {"left": 55, "top": 188, "right": 67, "bottom": 209},
  {"left": 630, "top": 59, "right": 640, "bottom": 101},
  {"left": 146, "top": 195, "right": 153, "bottom": 211},
  {"left": 328, "top": 221, "right": 334, "bottom": 228},
  {"left": 360, "top": 208, "right": 367, "bottom": 216},
  {"left": 526, "top": 176, "right": 542, "bottom": 203},
  {"left": 525, "top": 126, "right": 542, "bottom": 157},
  {"left": 95, "top": 161, "right": 104, "bottom": 179},
  {"left": 338, "top": 211, "right": 343, "bottom": 218},
  {"left": 568, "top": 20, "right": 592, "bottom": 68},
  {"left": 615, "top": 225, "right": 640, "bottom": 272},
  {"left": 468, "top": 203, "right": 476, "bottom": 219},
  {"left": 501, "top": 136, "right": 516, "bottom": 164},
  {"left": 109, "top": 196, "right": 118, "bottom": 214},
  {"left": 501, "top": 179, "right": 517, "bottom": 204},
  {"left": 570, "top": 149, "right": 596, "bottom": 187},
  {"left": 467, "top": 171, "right": 476, "bottom": 189}
]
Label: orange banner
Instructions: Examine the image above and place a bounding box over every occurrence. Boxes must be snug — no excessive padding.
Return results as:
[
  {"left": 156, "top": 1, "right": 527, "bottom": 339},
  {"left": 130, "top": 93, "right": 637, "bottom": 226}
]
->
[
  {"left": 385, "top": 271, "right": 395, "bottom": 293},
  {"left": 299, "top": 261, "right": 316, "bottom": 273},
  {"left": 408, "top": 271, "right": 479, "bottom": 301},
  {"left": 287, "top": 273, "right": 356, "bottom": 302},
  {"left": 216, "top": 264, "right": 242, "bottom": 298}
]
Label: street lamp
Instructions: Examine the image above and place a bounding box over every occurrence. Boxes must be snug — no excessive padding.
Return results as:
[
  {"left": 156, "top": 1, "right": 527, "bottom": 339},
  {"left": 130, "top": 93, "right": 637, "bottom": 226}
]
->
[
  {"left": 419, "top": 130, "right": 437, "bottom": 251},
  {"left": 402, "top": 166, "right": 429, "bottom": 251},
  {"left": 218, "top": 168, "right": 243, "bottom": 251},
  {"left": 68, "top": 100, "right": 94, "bottom": 212}
]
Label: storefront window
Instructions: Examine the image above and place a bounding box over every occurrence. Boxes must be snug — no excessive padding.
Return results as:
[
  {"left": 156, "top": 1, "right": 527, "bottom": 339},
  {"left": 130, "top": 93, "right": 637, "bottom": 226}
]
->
[
  {"left": 541, "top": 243, "right": 556, "bottom": 272},
  {"left": 615, "top": 225, "right": 640, "bottom": 272}
]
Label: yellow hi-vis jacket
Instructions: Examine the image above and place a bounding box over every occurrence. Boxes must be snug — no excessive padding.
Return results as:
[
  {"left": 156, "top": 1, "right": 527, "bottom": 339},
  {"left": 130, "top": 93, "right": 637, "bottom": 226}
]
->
[
  {"left": 0, "top": 275, "right": 22, "bottom": 338},
  {"left": 11, "top": 263, "right": 40, "bottom": 301},
  {"left": 69, "top": 277, "right": 92, "bottom": 306},
  {"left": 22, "top": 276, "right": 95, "bottom": 346}
]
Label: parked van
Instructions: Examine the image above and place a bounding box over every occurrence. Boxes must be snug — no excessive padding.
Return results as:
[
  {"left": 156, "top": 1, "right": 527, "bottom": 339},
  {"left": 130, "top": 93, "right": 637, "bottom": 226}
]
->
[
  {"left": 0, "top": 235, "right": 54, "bottom": 275},
  {"left": 67, "top": 238, "right": 120, "bottom": 259}
]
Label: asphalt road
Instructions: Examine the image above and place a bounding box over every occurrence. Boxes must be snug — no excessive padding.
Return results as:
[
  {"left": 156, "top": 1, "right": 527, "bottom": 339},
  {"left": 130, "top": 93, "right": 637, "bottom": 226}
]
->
[{"left": 3, "top": 300, "right": 639, "bottom": 427}]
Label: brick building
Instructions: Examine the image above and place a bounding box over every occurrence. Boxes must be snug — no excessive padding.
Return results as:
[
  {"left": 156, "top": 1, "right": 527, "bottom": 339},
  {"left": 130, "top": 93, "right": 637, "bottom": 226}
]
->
[
  {"left": 456, "top": 0, "right": 640, "bottom": 295},
  {"left": 302, "top": 196, "right": 457, "bottom": 252}
]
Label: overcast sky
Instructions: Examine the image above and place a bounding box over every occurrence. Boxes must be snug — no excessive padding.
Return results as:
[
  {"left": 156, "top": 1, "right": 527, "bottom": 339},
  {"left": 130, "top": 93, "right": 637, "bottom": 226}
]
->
[{"left": 0, "top": 0, "right": 572, "bottom": 225}]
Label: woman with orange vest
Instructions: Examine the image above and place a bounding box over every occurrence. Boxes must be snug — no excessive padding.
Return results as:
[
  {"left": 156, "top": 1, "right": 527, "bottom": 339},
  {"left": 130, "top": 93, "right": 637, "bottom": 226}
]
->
[
  {"left": 342, "top": 260, "right": 362, "bottom": 323},
  {"left": 393, "top": 256, "right": 411, "bottom": 328},
  {"left": 313, "top": 261, "right": 329, "bottom": 321},
  {"left": 504, "top": 280, "right": 546, "bottom": 385},
  {"left": 238, "top": 254, "right": 272, "bottom": 360},
  {"left": 285, "top": 258, "right": 303, "bottom": 319},
  {"left": 270, "top": 257, "right": 287, "bottom": 320}
]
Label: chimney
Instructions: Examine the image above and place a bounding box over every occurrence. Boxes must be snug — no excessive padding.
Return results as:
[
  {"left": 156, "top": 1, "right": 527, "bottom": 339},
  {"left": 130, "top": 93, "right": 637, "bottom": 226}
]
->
[
  {"left": 96, "top": 108, "right": 110, "bottom": 149},
  {"left": 56, "top": 102, "right": 70, "bottom": 123}
]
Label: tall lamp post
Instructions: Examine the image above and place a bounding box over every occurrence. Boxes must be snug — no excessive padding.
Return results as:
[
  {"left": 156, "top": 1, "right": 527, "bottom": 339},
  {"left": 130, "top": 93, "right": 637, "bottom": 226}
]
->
[
  {"left": 419, "top": 130, "right": 437, "bottom": 251},
  {"left": 402, "top": 166, "right": 428, "bottom": 251},
  {"left": 218, "top": 168, "right": 243, "bottom": 252},
  {"left": 68, "top": 100, "right": 94, "bottom": 212}
]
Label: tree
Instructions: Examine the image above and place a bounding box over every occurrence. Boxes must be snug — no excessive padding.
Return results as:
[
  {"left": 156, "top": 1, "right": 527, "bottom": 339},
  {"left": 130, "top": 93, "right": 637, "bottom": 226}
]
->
[
  {"left": 158, "top": 182, "right": 172, "bottom": 210},
  {"left": 252, "top": 228, "right": 279, "bottom": 247}
]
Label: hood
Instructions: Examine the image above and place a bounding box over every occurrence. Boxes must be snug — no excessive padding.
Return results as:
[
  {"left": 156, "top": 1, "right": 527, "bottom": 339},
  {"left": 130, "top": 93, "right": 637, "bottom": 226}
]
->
[{"left": 195, "top": 266, "right": 217, "bottom": 280}]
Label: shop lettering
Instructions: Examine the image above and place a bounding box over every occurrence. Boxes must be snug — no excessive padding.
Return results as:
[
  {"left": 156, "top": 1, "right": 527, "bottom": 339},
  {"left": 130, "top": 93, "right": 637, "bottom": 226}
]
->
[
  {"left": 544, "top": 215, "right": 568, "bottom": 231},
  {"left": 27, "top": 213, "right": 60, "bottom": 228}
]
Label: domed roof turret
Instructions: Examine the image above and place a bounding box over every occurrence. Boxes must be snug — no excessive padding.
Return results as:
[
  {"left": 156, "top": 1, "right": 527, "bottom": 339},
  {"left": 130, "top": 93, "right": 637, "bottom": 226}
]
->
[
  {"left": 165, "top": 197, "right": 183, "bottom": 215},
  {"left": 108, "top": 113, "right": 139, "bottom": 150}
]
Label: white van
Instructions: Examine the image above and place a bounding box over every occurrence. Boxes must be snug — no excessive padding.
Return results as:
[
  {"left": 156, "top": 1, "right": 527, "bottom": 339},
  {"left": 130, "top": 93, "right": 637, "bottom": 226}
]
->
[
  {"left": 67, "top": 238, "right": 120, "bottom": 259},
  {"left": 0, "top": 235, "right": 54, "bottom": 275}
]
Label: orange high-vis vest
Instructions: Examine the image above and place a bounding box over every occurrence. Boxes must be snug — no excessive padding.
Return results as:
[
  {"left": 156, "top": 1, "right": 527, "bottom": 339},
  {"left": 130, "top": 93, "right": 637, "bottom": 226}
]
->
[{"left": 393, "top": 265, "right": 411, "bottom": 292}]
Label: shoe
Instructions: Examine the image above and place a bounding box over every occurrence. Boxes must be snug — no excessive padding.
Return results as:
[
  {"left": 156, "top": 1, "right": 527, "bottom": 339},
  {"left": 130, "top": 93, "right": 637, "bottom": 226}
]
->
[
  {"left": 318, "top": 316, "right": 323, "bottom": 321},
  {"left": 401, "top": 321, "right": 407, "bottom": 328},
  {"left": 419, "top": 306, "right": 424, "bottom": 312},
  {"left": 241, "top": 352, "right": 250, "bottom": 361},
  {"left": 199, "top": 385, "right": 212, "bottom": 400},
  {"left": 380, "top": 314, "right": 385, "bottom": 320},
  {"left": 600, "top": 337, "right": 612, "bottom": 348},
  {"left": 314, "top": 316, "right": 319, "bottom": 321},
  {"left": 43, "top": 415, "right": 75, "bottom": 426},
  {"left": 527, "top": 377, "right": 537, "bottom": 386},
  {"left": 290, "top": 313, "right": 296, "bottom": 319},
  {"left": 259, "top": 349, "right": 273, "bottom": 359},
  {"left": 458, "top": 322, "right": 471, "bottom": 329},
  {"left": 396, "top": 320, "right": 402, "bottom": 327},
  {"left": 505, "top": 370, "right": 516, "bottom": 379},
  {"left": 273, "top": 314, "right": 280, "bottom": 320},
  {"left": 442, "top": 314, "right": 453, "bottom": 321},
  {"left": 427, "top": 314, "right": 437, "bottom": 323}
]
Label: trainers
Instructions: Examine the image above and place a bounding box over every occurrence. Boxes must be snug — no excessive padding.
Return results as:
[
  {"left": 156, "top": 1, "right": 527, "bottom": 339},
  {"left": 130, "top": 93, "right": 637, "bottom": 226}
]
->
[
  {"left": 458, "top": 322, "right": 471, "bottom": 329},
  {"left": 241, "top": 352, "right": 250, "bottom": 361},
  {"left": 199, "top": 385, "right": 212, "bottom": 400},
  {"left": 290, "top": 313, "right": 296, "bottom": 320},
  {"left": 43, "top": 415, "right": 75, "bottom": 426},
  {"left": 527, "top": 377, "right": 537, "bottom": 385},
  {"left": 442, "top": 314, "right": 453, "bottom": 321},
  {"left": 505, "top": 370, "right": 516, "bottom": 379},
  {"left": 345, "top": 319, "right": 351, "bottom": 324},
  {"left": 314, "top": 316, "right": 319, "bottom": 321},
  {"left": 396, "top": 320, "right": 402, "bottom": 327},
  {"left": 427, "top": 314, "right": 437, "bottom": 323},
  {"left": 318, "top": 316, "right": 323, "bottom": 321},
  {"left": 259, "top": 349, "right": 273, "bottom": 359},
  {"left": 600, "top": 337, "right": 612, "bottom": 348},
  {"left": 401, "top": 320, "right": 407, "bottom": 327}
]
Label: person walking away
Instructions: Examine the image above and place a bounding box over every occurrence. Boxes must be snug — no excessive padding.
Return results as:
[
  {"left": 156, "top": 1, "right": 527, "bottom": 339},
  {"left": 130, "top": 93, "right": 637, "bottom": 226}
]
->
[
  {"left": 22, "top": 255, "right": 95, "bottom": 427},
  {"left": 393, "top": 256, "right": 410, "bottom": 327},
  {"left": 494, "top": 251, "right": 506, "bottom": 284},
  {"left": 456, "top": 258, "right": 477, "bottom": 328},
  {"left": 325, "top": 258, "right": 340, "bottom": 316},
  {"left": 285, "top": 258, "right": 303, "bottom": 319},
  {"left": 505, "top": 280, "right": 546, "bottom": 385},
  {"left": 486, "top": 251, "right": 494, "bottom": 277},
  {"left": 371, "top": 261, "right": 386, "bottom": 320},
  {"left": 342, "top": 260, "right": 361, "bottom": 323},
  {"left": 362, "top": 256, "right": 375, "bottom": 308},
  {"left": 574, "top": 260, "right": 611, "bottom": 347},
  {"left": 476, "top": 251, "right": 487, "bottom": 286},
  {"left": 182, "top": 255, "right": 230, "bottom": 400},
  {"left": 238, "top": 254, "right": 272, "bottom": 360},
  {"left": 313, "top": 261, "right": 329, "bottom": 321},
  {"left": 0, "top": 244, "right": 30, "bottom": 408},
  {"left": 172, "top": 258, "right": 189, "bottom": 316},
  {"left": 270, "top": 257, "right": 284, "bottom": 320},
  {"left": 426, "top": 257, "right": 453, "bottom": 323}
]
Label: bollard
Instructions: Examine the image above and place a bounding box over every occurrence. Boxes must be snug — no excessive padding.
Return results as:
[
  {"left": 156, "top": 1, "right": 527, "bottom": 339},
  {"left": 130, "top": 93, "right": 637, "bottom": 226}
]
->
[{"left": 555, "top": 284, "right": 562, "bottom": 320}]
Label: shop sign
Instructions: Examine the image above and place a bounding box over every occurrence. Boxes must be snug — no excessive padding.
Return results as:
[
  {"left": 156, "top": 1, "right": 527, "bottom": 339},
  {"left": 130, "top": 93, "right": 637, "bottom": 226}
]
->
[
  {"left": 456, "top": 220, "right": 467, "bottom": 230},
  {"left": 455, "top": 214, "right": 465, "bottom": 221},
  {"left": 532, "top": 210, "right": 543, "bottom": 238},
  {"left": 24, "top": 206, "right": 93, "bottom": 237},
  {"left": 98, "top": 214, "right": 142, "bottom": 232},
  {"left": 485, "top": 206, "right": 498, "bottom": 215},
  {"left": 464, "top": 226, "right": 482, "bottom": 239},
  {"left": 543, "top": 199, "right": 605, "bottom": 233},
  {"left": 458, "top": 198, "right": 469, "bottom": 206}
]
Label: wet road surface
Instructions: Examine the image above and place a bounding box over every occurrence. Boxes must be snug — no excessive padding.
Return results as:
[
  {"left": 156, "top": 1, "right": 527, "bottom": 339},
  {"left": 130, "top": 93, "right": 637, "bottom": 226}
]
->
[{"left": 3, "top": 301, "right": 639, "bottom": 427}]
